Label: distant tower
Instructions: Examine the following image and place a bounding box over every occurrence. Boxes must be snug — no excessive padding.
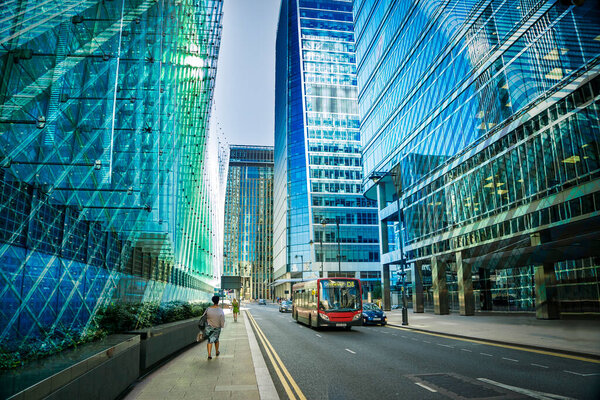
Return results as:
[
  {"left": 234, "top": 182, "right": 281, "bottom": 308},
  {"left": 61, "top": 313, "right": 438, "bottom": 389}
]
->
[
  {"left": 273, "top": 0, "right": 380, "bottom": 300},
  {"left": 223, "top": 145, "right": 274, "bottom": 300}
]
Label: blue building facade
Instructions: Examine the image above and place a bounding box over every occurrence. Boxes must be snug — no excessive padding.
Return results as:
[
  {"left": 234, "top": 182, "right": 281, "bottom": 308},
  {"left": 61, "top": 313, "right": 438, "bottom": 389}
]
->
[
  {"left": 0, "top": 0, "right": 224, "bottom": 349},
  {"left": 223, "top": 145, "right": 274, "bottom": 300},
  {"left": 273, "top": 0, "right": 380, "bottom": 300},
  {"left": 357, "top": 0, "right": 600, "bottom": 317}
]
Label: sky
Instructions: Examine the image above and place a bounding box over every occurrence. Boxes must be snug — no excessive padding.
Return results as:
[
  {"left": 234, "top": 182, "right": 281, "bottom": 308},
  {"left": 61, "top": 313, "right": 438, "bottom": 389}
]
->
[{"left": 211, "top": 0, "right": 281, "bottom": 147}]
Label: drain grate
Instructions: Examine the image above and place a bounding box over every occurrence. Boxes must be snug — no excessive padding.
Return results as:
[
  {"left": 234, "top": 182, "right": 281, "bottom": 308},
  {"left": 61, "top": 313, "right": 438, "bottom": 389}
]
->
[{"left": 406, "top": 373, "right": 525, "bottom": 400}]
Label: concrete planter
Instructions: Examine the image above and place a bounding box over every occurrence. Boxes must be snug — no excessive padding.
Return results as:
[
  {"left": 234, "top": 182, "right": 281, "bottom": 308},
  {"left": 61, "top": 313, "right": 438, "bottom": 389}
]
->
[
  {"left": 4, "top": 318, "right": 202, "bottom": 400},
  {"left": 129, "top": 317, "right": 201, "bottom": 373},
  {"left": 7, "top": 334, "right": 140, "bottom": 400}
]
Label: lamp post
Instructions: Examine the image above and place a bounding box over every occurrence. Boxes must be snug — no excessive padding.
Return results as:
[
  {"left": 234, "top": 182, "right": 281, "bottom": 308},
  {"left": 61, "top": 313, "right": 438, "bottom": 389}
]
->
[
  {"left": 320, "top": 218, "right": 328, "bottom": 276},
  {"left": 308, "top": 240, "right": 323, "bottom": 277},
  {"left": 336, "top": 217, "right": 341, "bottom": 273},
  {"left": 369, "top": 170, "right": 408, "bottom": 326},
  {"left": 295, "top": 254, "right": 304, "bottom": 282}
]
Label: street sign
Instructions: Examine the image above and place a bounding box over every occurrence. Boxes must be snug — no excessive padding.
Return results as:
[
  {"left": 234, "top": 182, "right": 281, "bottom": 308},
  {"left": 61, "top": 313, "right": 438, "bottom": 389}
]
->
[{"left": 221, "top": 275, "right": 242, "bottom": 289}]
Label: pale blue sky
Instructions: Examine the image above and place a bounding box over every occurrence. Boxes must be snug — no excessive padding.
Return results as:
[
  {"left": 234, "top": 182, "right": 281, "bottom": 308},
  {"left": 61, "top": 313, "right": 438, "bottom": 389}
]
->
[{"left": 211, "top": 0, "right": 281, "bottom": 147}]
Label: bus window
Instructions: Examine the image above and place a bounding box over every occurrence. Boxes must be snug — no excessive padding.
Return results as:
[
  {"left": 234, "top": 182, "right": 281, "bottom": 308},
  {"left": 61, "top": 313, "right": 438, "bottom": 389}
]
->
[{"left": 319, "top": 280, "right": 361, "bottom": 312}]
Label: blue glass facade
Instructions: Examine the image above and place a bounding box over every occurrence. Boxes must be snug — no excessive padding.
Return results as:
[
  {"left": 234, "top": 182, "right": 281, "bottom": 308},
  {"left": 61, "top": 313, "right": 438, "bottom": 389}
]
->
[
  {"left": 223, "top": 145, "right": 274, "bottom": 300},
  {"left": 274, "top": 0, "right": 380, "bottom": 299},
  {"left": 0, "top": 0, "right": 224, "bottom": 348},
  {"left": 357, "top": 0, "right": 600, "bottom": 316}
]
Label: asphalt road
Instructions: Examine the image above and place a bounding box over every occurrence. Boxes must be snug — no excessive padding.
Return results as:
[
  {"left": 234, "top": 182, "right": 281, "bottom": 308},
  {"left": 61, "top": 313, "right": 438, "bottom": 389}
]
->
[{"left": 246, "top": 303, "right": 600, "bottom": 400}]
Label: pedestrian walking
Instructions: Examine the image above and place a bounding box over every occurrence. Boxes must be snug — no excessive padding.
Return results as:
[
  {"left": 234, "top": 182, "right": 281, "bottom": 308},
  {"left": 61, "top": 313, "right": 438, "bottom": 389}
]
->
[
  {"left": 205, "top": 295, "right": 225, "bottom": 360},
  {"left": 232, "top": 298, "right": 239, "bottom": 322}
]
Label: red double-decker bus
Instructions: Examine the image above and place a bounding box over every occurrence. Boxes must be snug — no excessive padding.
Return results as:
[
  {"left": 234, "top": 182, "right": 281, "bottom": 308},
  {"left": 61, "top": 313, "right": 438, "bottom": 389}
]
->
[{"left": 292, "top": 278, "right": 362, "bottom": 330}]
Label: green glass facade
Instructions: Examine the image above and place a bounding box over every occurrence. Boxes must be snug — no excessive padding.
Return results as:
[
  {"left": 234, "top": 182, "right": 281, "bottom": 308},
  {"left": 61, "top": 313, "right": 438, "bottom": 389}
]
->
[
  {"left": 223, "top": 145, "right": 274, "bottom": 300},
  {"left": 0, "top": 0, "right": 223, "bottom": 347},
  {"left": 357, "top": 0, "right": 600, "bottom": 316}
]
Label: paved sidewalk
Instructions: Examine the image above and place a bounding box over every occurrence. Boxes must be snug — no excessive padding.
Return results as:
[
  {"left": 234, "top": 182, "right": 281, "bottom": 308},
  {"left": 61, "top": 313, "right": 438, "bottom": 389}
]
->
[
  {"left": 124, "top": 310, "right": 278, "bottom": 400},
  {"left": 385, "top": 309, "right": 600, "bottom": 358}
]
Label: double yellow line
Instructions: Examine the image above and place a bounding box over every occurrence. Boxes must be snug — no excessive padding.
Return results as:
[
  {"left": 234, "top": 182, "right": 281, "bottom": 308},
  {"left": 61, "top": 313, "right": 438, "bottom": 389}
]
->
[{"left": 246, "top": 310, "right": 307, "bottom": 400}]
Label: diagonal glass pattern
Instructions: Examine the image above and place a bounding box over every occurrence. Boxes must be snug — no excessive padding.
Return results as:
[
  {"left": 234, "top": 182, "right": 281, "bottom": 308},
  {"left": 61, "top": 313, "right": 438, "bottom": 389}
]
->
[{"left": 0, "top": 0, "right": 225, "bottom": 349}]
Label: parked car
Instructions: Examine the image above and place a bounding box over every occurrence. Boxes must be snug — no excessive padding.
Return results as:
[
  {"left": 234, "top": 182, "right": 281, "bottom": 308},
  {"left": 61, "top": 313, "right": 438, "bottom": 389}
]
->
[
  {"left": 258, "top": 298, "right": 267, "bottom": 305},
  {"left": 362, "top": 302, "right": 387, "bottom": 325},
  {"left": 279, "top": 300, "right": 293, "bottom": 313}
]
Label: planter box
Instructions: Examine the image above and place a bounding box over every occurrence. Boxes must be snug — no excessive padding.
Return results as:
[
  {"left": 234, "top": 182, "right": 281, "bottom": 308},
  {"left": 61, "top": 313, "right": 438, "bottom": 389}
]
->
[
  {"left": 6, "top": 334, "right": 140, "bottom": 400},
  {"left": 2, "top": 318, "right": 202, "bottom": 400},
  {"left": 129, "top": 318, "right": 201, "bottom": 372}
]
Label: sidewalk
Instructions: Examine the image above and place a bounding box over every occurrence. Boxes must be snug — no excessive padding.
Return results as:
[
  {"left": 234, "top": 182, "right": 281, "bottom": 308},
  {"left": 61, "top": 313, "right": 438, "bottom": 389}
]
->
[
  {"left": 124, "top": 310, "right": 279, "bottom": 400},
  {"left": 385, "top": 309, "right": 600, "bottom": 358}
]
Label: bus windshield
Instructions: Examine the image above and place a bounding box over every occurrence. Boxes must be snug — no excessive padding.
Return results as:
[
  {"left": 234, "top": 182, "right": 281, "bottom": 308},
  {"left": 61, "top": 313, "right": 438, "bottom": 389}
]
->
[{"left": 319, "top": 279, "right": 361, "bottom": 312}]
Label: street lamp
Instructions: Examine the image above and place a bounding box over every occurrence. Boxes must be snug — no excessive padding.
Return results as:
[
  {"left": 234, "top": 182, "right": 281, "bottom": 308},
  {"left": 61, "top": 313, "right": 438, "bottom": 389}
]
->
[
  {"left": 370, "top": 171, "right": 408, "bottom": 326},
  {"left": 335, "top": 217, "right": 341, "bottom": 273},
  {"left": 308, "top": 240, "right": 323, "bottom": 277},
  {"left": 295, "top": 254, "right": 304, "bottom": 282},
  {"left": 320, "top": 218, "right": 328, "bottom": 276}
]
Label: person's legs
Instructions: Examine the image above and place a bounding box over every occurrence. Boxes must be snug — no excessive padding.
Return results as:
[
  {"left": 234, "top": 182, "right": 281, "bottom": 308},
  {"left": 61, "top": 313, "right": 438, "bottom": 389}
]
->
[
  {"left": 215, "top": 341, "right": 220, "bottom": 356},
  {"left": 207, "top": 342, "right": 212, "bottom": 359}
]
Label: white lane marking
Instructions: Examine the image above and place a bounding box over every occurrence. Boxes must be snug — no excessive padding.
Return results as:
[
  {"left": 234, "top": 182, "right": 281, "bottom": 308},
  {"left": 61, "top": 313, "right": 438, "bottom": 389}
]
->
[
  {"left": 411, "top": 338, "right": 419, "bottom": 341},
  {"left": 437, "top": 344, "right": 453, "bottom": 348},
  {"left": 563, "top": 370, "right": 600, "bottom": 377},
  {"left": 531, "top": 363, "right": 549, "bottom": 369},
  {"left": 415, "top": 382, "right": 437, "bottom": 393},
  {"left": 480, "top": 353, "right": 493, "bottom": 357},
  {"left": 461, "top": 349, "right": 472, "bottom": 353},
  {"left": 478, "top": 378, "right": 575, "bottom": 400},
  {"left": 316, "top": 334, "right": 322, "bottom": 338},
  {"left": 345, "top": 348, "right": 356, "bottom": 354},
  {"left": 423, "top": 340, "right": 431, "bottom": 344},
  {"left": 392, "top": 334, "right": 398, "bottom": 336},
  {"left": 502, "top": 357, "right": 519, "bottom": 362}
]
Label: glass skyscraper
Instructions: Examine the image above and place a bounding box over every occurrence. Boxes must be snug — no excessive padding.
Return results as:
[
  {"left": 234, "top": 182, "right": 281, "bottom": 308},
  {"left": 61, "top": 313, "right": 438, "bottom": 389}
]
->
[
  {"left": 357, "top": 0, "right": 600, "bottom": 317},
  {"left": 274, "top": 0, "right": 380, "bottom": 300},
  {"left": 223, "top": 145, "right": 274, "bottom": 300},
  {"left": 0, "top": 0, "right": 224, "bottom": 349}
]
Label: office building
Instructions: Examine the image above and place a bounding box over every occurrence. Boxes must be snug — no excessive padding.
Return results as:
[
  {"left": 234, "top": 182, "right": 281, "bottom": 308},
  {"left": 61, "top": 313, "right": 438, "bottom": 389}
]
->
[
  {"left": 356, "top": 0, "right": 600, "bottom": 317},
  {"left": 223, "top": 145, "right": 274, "bottom": 300},
  {"left": 273, "top": 0, "right": 380, "bottom": 300},
  {"left": 0, "top": 0, "right": 224, "bottom": 348}
]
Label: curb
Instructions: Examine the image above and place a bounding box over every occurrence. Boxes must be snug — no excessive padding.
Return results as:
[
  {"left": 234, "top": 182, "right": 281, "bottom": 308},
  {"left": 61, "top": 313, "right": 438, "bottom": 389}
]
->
[{"left": 387, "top": 323, "right": 600, "bottom": 361}]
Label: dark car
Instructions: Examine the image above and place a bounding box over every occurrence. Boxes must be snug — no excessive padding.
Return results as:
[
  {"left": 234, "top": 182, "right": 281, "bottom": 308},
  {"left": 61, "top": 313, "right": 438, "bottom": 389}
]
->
[
  {"left": 279, "top": 300, "right": 293, "bottom": 312},
  {"left": 362, "top": 302, "right": 387, "bottom": 325},
  {"left": 258, "top": 298, "right": 267, "bottom": 305}
]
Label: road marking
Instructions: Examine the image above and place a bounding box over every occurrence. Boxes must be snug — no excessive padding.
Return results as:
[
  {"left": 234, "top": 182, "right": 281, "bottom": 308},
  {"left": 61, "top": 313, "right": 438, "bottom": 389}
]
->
[
  {"left": 415, "top": 382, "right": 437, "bottom": 393},
  {"left": 563, "top": 370, "right": 600, "bottom": 377},
  {"left": 480, "top": 353, "right": 493, "bottom": 357},
  {"left": 461, "top": 349, "right": 472, "bottom": 352},
  {"left": 502, "top": 357, "right": 519, "bottom": 362},
  {"left": 437, "top": 344, "right": 453, "bottom": 348},
  {"left": 478, "top": 378, "right": 574, "bottom": 400},
  {"left": 423, "top": 340, "right": 431, "bottom": 344},
  {"left": 386, "top": 325, "right": 600, "bottom": 364},
  {"left": 345, "top": 349, "right": 356, "bottom": 354},
  {"left": 531, "top": 363, "right": 549, "bottom": 369},
  {"left": 246, "top": 311, "right": 306, "bottom": 400},
  {"left": 315, "top": 334, "right": 322, "bottom": 338},
  {"left": 392, "top": 334, "right": 397, "bottom": 336},
  {"left": 411, "top": 338, "right": 419, "bottom": 341}
]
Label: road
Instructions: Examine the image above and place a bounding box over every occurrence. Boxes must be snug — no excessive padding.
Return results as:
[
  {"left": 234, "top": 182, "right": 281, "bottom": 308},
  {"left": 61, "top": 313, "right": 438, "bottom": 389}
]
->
[{"left": 246, "top": 302, "right": 600, "bottom": 400}]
